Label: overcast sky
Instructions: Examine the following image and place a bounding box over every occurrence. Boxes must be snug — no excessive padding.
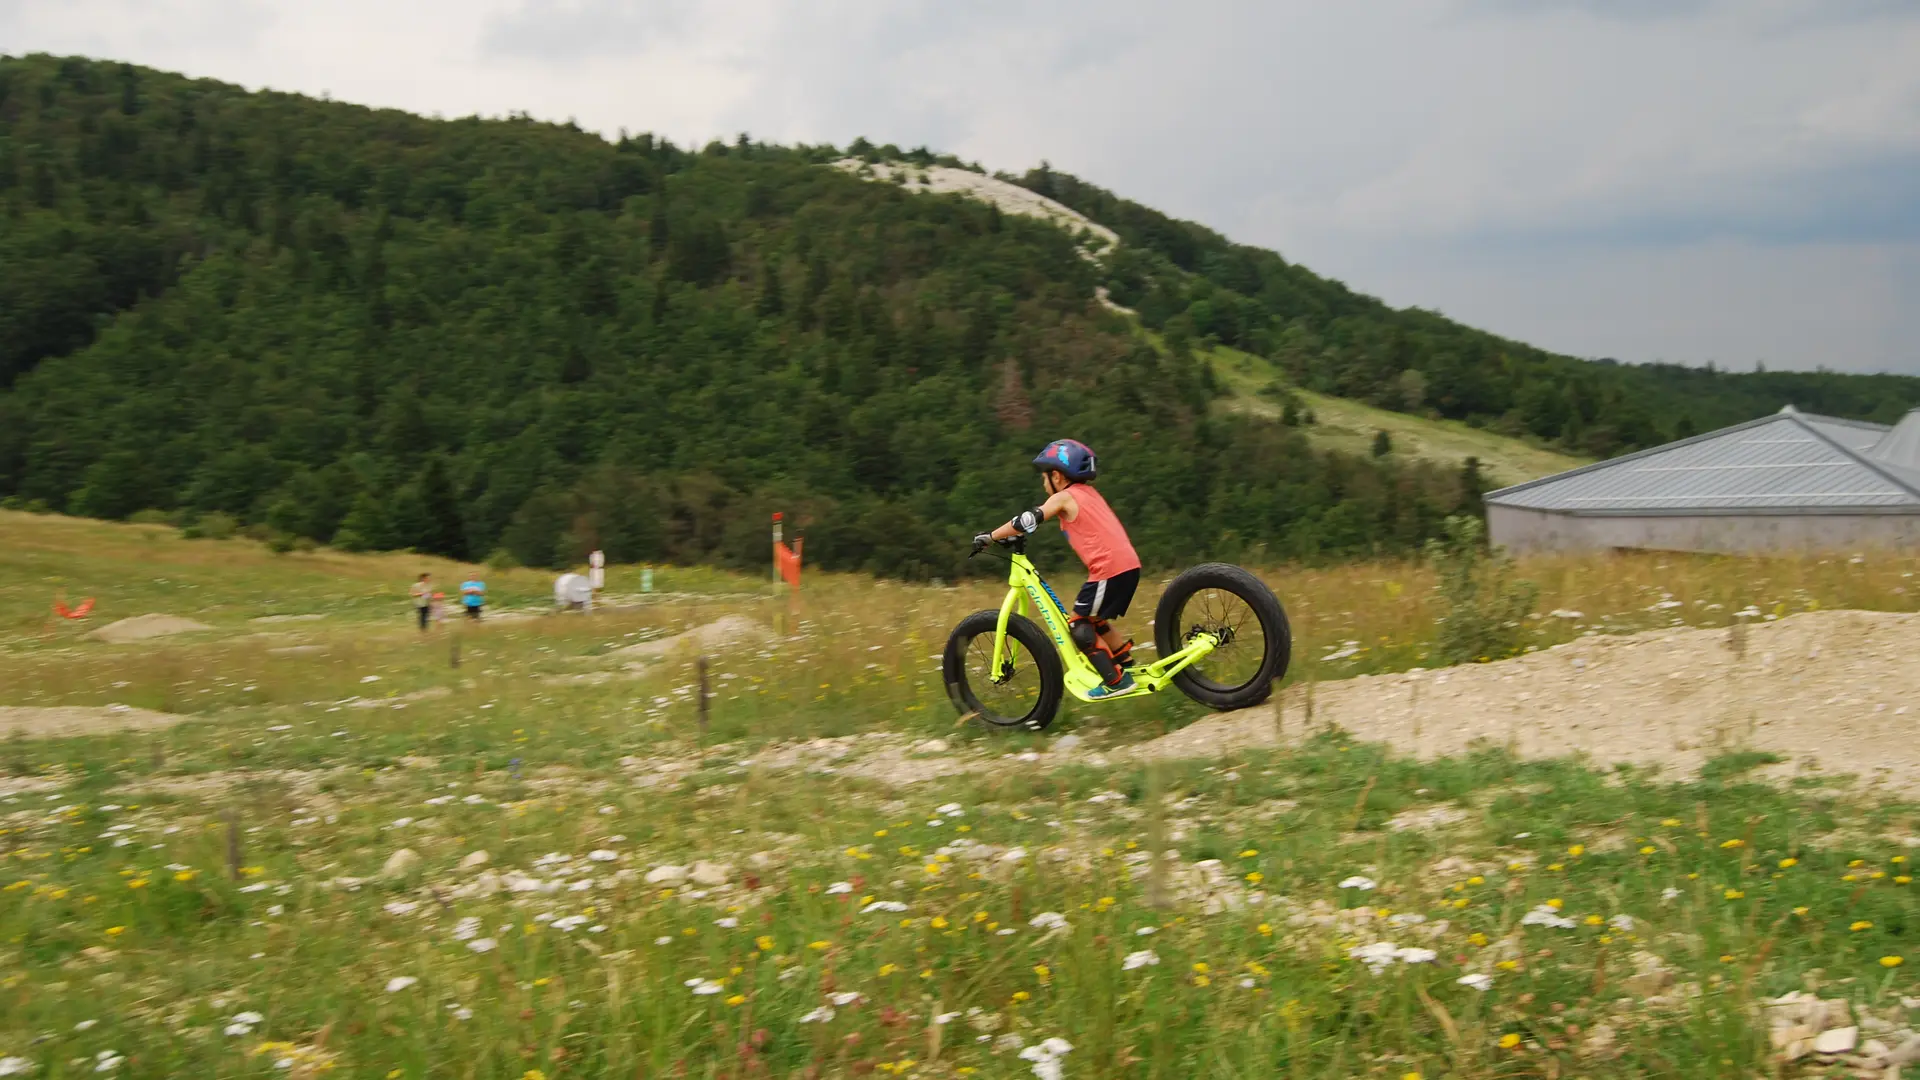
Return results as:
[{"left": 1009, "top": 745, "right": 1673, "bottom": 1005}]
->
[{"left": 6, "top": 0, "right": 1919, "bottom": 374}]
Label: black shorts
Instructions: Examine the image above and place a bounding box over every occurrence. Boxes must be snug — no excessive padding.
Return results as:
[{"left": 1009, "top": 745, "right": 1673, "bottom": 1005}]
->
[{"left": 1072, "top": 568, "right": 1139, "bottom": 621}]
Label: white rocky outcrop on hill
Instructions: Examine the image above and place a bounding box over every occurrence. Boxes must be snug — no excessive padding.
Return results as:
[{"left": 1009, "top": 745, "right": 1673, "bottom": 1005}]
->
[{"left": 832, "top": 160, "right": 1119, "bottom": 258}]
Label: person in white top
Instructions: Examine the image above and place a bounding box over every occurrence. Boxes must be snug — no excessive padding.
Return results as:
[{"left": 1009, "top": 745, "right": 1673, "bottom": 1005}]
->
[{"left": 410, "top": 573, "right": 433, "bottom": 631}]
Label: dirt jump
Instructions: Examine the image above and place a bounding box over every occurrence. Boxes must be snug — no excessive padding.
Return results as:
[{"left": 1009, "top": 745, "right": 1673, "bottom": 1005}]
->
[{"left": 1138, "top": 609, "right": 1920, "bottom": 791}]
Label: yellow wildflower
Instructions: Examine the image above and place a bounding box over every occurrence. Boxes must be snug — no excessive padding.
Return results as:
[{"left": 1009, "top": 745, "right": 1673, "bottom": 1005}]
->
[
  {"left": 1498, "top": 1033, "right": 1521, "bottom": 1049},
  {"left": 1882, "top": 956, "right": 1904, "bottom": 969}
]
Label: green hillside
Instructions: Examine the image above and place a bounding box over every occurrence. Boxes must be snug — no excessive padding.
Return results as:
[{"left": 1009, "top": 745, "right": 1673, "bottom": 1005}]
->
[
  {"left": 1020, "top": 166, "right": 1920, "bottom": 452},
  {"left": 1, "top": 54, "right": 1912, "bottom": 579},
  {"left": 1198, "top": 340, "right": 1591, "bottom": 485}
]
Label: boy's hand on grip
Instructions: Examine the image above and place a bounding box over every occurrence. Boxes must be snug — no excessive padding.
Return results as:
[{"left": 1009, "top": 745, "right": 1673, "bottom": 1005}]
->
[{"left": 970, "top": 532, "right": 994, "bottom": 555}]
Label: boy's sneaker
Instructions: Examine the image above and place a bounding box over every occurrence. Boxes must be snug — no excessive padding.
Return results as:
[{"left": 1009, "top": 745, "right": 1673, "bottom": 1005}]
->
[{"left": 1086, "top": 672, "right": 1138, "bottom": 699}]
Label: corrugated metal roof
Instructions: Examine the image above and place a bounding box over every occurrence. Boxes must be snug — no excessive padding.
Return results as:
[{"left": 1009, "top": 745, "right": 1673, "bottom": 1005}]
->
[
  {"left": 1870, "top": 408, "right": 1920, "bottom": 469},
  {"left": 1486, "top": 407, "right": 1920, "bottom": 515},
  {"left": 1803, "top": 415, "right": 1887, "bottom": 452}
]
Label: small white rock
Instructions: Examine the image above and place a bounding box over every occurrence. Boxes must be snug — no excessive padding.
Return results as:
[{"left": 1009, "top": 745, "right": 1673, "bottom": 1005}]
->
[
  {"left": 690, "top": 860, "right": 731, "bottom": 887},
  {"left": 380, "top": 848, "right": 422, "bottom": 879},
  {"left": 645, "top": 865, "right": 689, "bottom": 885},
  {"left": 1813, "top": 1026, "right": 1858, "bottom": 1055},
  {"left": 459, "top": 850, "right": 491, "bottom": 871},
  {"left": 1052, "top": 734, "right": 1084, "bottom": 752}
]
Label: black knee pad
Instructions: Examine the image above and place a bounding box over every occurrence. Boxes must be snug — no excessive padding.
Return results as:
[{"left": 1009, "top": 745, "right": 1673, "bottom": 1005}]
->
[{"left": 1070, "top": 619, "right": 1100, "bottom": 652}]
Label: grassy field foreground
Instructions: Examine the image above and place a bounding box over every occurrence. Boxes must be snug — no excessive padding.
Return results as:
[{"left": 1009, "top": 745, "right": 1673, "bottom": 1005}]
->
[{"left": 3, "top": 511, "right": 1919, "bottom": 1078}]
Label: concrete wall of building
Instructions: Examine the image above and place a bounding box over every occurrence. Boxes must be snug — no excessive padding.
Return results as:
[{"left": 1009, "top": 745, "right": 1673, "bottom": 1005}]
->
[{"left": 1486, "top": 505, "right": 1920, "bottom": 554}]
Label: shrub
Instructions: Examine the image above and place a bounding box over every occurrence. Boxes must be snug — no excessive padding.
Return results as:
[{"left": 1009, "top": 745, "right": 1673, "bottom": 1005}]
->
[
  {"left": 1426, "top": 515, "right": 1536, "bottom": 665},
  {"left": 486, "top": 547, "right": 521, "bottom": 572},
  {"left": 182, "top": 511, "right": 238, "bottom": 540},
  {"left": 127, "top": 509, "right": 172, "bottom": 525}
]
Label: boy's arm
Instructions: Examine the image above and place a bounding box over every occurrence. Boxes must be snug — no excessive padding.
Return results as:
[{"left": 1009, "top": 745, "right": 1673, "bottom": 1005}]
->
[{"left": 986, "top": 491, "right": 1076, "bottom": 542}]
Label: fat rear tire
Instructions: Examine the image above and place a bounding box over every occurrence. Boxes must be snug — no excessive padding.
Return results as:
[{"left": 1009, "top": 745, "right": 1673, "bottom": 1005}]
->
[
  {"left": 1153, "top": 563, "right": 1291, "bottom": 711},
  {"left": 943, "top": 609, "right": 1064, "bottom": 731}
]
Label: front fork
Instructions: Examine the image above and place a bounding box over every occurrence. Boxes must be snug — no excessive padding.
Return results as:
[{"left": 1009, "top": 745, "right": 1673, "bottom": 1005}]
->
[{"left": 990, "top": 587, "right": 1025, "bottom": 683}]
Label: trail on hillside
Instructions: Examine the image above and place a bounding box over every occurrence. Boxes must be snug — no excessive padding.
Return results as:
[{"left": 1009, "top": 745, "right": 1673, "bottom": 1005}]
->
[{"left": 1137, "top": 609, "right": 1920, "bottom": 790}]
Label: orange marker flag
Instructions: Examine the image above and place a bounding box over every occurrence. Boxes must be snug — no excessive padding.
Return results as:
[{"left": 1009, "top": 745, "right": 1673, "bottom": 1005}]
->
[{"left": 776, "top": 536, "right": 803, "bottom": 588}]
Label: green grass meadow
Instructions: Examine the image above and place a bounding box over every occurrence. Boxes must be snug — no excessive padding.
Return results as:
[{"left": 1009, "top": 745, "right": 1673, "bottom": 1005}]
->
[{"left": 3, "top": 511, "right": 1918, "bottom": 1078}]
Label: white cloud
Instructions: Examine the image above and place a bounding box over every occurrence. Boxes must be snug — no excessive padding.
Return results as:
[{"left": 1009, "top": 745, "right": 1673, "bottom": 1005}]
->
[{"left": 2, "top": 0, "right": 1915, "bottom": 372}]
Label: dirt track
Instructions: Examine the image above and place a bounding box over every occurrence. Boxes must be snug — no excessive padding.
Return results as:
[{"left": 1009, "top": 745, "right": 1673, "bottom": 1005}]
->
[{"left": 1138, "top": 609, "right": 1920, "bottom": 791}]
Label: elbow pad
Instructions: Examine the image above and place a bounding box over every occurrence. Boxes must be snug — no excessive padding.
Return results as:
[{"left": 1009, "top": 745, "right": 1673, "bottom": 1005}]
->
[{"left": 1012, "top": 505, "right": 1047, "bottom": 536}]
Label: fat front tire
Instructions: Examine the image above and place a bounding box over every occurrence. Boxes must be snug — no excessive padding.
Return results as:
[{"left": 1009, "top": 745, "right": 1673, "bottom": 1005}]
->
[
  {"left": 943, "top": 609, "right": 1064, "bottom": 731},
  {"left": 1153, "top": 563, "right": 1291, "bottom": 711}
]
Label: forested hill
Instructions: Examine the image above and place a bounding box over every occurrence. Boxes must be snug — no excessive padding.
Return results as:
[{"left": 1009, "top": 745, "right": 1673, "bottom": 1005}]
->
[{"left": 0, "top": 56, "right": 1912, "bottom": 579}]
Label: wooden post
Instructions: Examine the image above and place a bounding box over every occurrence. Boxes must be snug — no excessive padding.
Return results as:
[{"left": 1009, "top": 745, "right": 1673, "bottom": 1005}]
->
[
  {"left": 1145, "top": 757, "right": 1169, "bottom": 909},
  {"left": 696, "top": 655, "right": 711, "bottom": 739},
  {"left": 449, "top": 631, "right": 460, "bottom": 669},
  {"left": 771, "top": 513, "right": 784, "bottom": 590},
  {"left": 225, "top": 808, "right": 243, "bottom": 881}
]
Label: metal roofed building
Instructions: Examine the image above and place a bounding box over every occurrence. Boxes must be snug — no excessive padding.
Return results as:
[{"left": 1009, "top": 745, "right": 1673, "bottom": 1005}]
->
[{"left": 1484, "top": 405, "right": 1920, "bottom": 554}]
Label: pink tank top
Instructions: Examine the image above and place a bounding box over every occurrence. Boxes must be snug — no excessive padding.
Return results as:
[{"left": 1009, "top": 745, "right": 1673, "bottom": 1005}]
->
[{"left": 1061, "top": 484, "right": 1141, "bottom": 581}]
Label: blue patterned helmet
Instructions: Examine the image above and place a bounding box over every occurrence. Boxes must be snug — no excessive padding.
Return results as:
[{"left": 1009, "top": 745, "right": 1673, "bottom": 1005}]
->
[{"left": 1031, "top": 439, "right": 1097, "bottom": 482}]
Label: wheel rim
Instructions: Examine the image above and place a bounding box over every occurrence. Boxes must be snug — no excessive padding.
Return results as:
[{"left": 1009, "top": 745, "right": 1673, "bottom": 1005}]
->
[
  {"left": 1177, "top": 587, "right": 1269, "bottom": 693},
  {"left": 961, "top": 631, "right": 1043, "bottom": 724}
]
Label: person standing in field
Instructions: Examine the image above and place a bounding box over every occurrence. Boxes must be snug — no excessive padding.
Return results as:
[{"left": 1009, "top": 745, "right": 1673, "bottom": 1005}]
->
[
  {"left": 460, "top": 573, "right": 486, "bottom": 620},
  {"left": 411, "top": 573, "right": 433, "bottom": 631}
]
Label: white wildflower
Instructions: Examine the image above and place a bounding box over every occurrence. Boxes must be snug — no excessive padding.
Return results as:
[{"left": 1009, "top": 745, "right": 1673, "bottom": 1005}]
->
[
  {"left": 1000, "top": 847, "right": 1029, "bottom": 863},
  {"left": 935, "top": 803, "right": 964, "bottom": 817},
  {"left": 714, "top": 917, "right": 740, "bottom": 928},
  {"left": 231, "top": 1011, "right": 263, "bottom": 1025},
  {"left": 829, "top": 991, "right": 865, "bottom": 1006},
  {"left": 1348, "top": 941, "right": 1400, "bottom": 971},
  {"left": 1338, "top": 876, "right": 1377, "bottom": 891},
  {"left": 862, "top": 901, "right": 908, "bottom": 913},
  {"left": 686, "top": 978, "right": 724, "bottom": 996},
  {"left": 467, "top": 937, "right": 497, "bottom": 953},
  {"left": 449, "top": 1006, "right": 473, "bottom": 1021},
  {"left": 654, "top": 936, "right": 673, "bottom": 945},
  {"left": 0, "top": 1057, "right": 33, "bottom": 1077},
  {"left": 451, "top": 917, "right": 482, "bottom": 941},
  {"left": 1134, "top": 926, "right": 1157, "bottom": 935},
  {"left": 385, "top": 976, "right": 418, "bottom": 993},
  {"left": 1457, "top": 973, "right": 1494, "bottom": 991},
  {"left": 383, "top": 901, "right": 420, "bottom": 916},
  {"left": 1608, "top": 914, "right": 1636, "bottom": 932},
  {"left": 934, "top": 1011, "right": 962, "bottom": 1024},
  {"left": 1661, "top": 887, "right": 1681, "bottom": 901},
  {"left": 552, "top": 915, "right": 588, "bottom": 932},
  {"left": 1029, "top": 911, "right": 1069, "bottom": 931},
  {"left": 1122, "top": 949, "right": 1159, "bottom": 970},
  {"left": 825, "top": 881, "right": 853, "bottom": 895},
  {"left": 1395, "top": 947, "right": 1437, "bottom": 964},
  {"left": 588, "top": 850, "right": 618, "bottom": 862},
  {"left": 1018, "top": 1037, "right": 1073, "bottom": 1080},
  {"left": 1520, "top": 905, "right": 1576, "bottom": 930},
  {"left": 93, "top": 1052, "right": 124, "bottom": 1073},
  {"left": 799, "top": 1006, "right": 835, "bottom": 1023},
  {"left": 74, "top": 1020, "right": 98, "bottom": 1031},
  {"left": 1387, "top": 913, "right": 1426, "bottom": 926}
]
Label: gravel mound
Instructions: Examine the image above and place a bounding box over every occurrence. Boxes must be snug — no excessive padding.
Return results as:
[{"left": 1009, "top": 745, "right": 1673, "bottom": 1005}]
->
[{"left": 1136, "top": 609, "right": 1920, "bottom": 790}]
